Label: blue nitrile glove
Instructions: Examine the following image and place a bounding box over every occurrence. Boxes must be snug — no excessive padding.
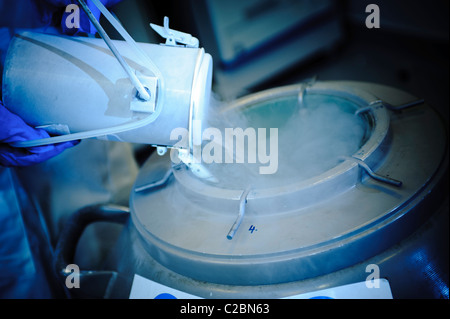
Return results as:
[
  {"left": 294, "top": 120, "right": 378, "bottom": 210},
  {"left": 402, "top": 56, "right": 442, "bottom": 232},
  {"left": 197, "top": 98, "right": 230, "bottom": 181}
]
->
[
  {"left": 0, "top": 101, "right": 79, "bottom": 167},
  {"left": 43, "top": 0, "right": 122, "bottom": 35}
]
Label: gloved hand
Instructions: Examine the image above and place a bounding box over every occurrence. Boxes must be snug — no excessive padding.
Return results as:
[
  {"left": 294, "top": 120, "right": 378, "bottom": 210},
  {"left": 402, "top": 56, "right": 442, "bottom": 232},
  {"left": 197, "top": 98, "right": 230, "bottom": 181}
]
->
[
  {"left": 0, "top": 101, "right": 79, "bottom": 167},
  {"left": 43, "top": 0, "right": 122, "bottom": 35}
]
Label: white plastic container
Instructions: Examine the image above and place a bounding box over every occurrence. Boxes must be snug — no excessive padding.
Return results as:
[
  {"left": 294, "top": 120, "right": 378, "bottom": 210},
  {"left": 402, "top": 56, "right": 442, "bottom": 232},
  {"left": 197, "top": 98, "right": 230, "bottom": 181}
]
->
[{"left": 2, "top": 31, "right": 213, "bottom": 150}]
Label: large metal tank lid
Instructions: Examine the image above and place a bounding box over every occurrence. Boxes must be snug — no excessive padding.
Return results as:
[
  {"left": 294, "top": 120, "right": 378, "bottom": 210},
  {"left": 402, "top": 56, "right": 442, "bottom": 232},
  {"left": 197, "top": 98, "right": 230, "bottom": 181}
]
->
[{"left": 130, "top": 81, "right": 448, "bottom": 285}]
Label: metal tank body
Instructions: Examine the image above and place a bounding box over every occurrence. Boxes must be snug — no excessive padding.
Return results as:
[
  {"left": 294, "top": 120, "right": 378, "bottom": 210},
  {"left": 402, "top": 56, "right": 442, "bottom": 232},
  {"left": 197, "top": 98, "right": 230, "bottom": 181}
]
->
[{"left": 55, "top": 81, "right": 448, "bottom": 299}]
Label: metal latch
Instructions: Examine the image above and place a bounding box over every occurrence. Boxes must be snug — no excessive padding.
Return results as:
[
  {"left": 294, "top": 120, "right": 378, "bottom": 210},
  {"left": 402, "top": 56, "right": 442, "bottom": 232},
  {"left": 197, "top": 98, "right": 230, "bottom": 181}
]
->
[{"left": 150, "top": 16, "right": 199, "bottom": 48}]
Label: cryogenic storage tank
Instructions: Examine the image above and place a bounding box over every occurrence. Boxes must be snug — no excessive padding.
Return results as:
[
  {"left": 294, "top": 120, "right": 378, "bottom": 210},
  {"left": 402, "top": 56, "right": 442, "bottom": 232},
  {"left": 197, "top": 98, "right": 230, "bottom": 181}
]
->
[{"left": 55, "top": 81, "right": 448, "bottom": 299}]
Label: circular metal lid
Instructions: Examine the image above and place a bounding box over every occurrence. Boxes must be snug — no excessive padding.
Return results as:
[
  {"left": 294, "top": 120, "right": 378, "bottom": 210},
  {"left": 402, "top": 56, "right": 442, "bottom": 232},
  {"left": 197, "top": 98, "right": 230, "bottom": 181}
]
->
[{"left": 130, "top": 81, "right": 447, "bottom": 285}]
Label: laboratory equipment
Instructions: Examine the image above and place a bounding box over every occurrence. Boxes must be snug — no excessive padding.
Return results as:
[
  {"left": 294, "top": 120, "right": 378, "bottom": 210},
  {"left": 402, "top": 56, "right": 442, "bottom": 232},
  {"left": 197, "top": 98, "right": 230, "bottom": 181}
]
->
[
  {"left": 2, "top": 0, "right": 447, "bottom": 300},
  {"left": 2, "top": 13, "right": 212, "bottom": 154},
  {"left": 55, "top": 81, "right": 448, "bottom": 299},
  {"left": 188, "top": 0, "right": 343, "bottom": 98}
]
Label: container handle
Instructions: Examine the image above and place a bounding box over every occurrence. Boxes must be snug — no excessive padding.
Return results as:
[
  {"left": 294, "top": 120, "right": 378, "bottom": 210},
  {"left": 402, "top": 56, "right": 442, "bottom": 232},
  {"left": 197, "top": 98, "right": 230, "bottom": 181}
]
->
[{"left": 54, "top": 204, "right": 130, "bottom": 298}]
